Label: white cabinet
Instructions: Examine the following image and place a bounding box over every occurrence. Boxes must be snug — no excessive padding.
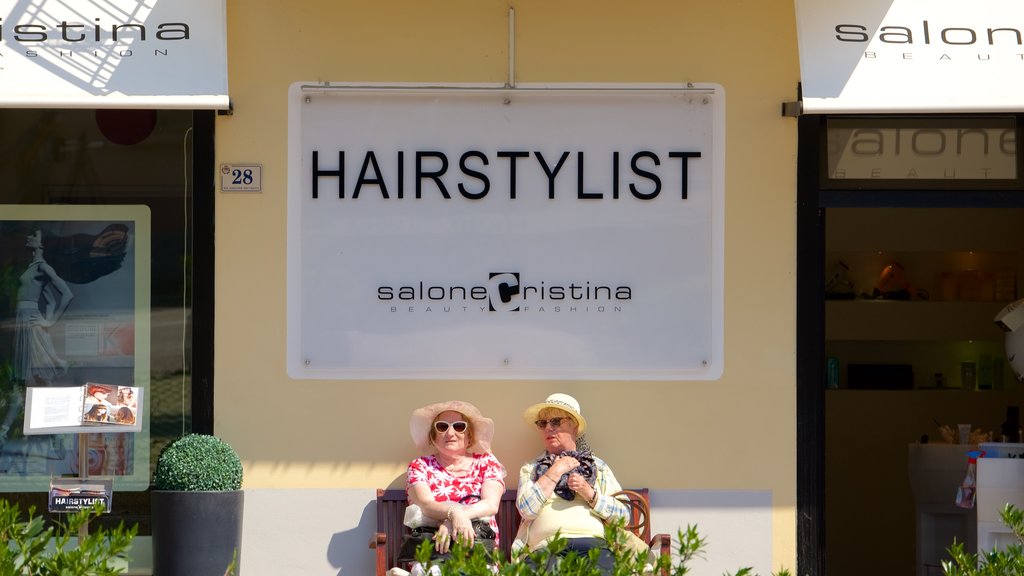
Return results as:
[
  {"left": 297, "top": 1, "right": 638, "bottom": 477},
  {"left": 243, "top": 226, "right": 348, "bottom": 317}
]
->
[
  {"left": 976, "top": 455, "right": 1024, "bottom": 552},
  {"left": 908, "top": 445, "right": 976, "bottom": 576}
]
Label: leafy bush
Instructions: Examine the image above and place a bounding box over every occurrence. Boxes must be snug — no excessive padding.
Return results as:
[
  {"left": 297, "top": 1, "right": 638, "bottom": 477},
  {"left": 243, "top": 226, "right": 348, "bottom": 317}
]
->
[
  {"left": 0, "top": 500, "right": 136, "bottom": 575},
  {"left": 410, "top": 519, "right": 790, "bottom": 576},
  {"left": 944, "top": 503, "right": 1024, "bottom": 576},
  {"left": 153, "top": 433, "right": 242, "bottom": 491}
]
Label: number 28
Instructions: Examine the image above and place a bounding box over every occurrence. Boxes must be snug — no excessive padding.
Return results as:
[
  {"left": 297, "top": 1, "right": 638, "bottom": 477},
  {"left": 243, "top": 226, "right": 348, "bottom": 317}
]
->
[{"left": 231, "top": 168, "right": 254, "bottom": 185}]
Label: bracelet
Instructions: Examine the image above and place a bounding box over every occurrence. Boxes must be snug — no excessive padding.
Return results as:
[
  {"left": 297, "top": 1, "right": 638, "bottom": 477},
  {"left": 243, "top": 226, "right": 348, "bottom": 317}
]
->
[
  {"left": 587, "top": 491, "right": 599, "bottom": 507},
  {"left": 446, "top": 504, "right": 458, "bottom": 521}
]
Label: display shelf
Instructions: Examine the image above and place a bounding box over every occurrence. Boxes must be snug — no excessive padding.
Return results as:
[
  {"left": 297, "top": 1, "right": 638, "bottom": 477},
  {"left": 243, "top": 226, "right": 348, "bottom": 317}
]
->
[
  {"left": 824, "top": 208, "right": 1023, "bottom": 393},
  {"left": 825, "top": 338, "right": 1012, "bottom": 391},
  {"left": 826, "top": 300, "right": 1010, "bottom": 341}
]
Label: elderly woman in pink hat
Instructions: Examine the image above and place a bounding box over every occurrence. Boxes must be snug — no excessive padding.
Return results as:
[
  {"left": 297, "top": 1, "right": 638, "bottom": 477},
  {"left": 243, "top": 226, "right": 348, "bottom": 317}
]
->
[
  {"left": 402, "top": 400, "right": 506, "bottom": 565},
  {"left": 513, "top": 393, "right": 628, "bottom": 573}
]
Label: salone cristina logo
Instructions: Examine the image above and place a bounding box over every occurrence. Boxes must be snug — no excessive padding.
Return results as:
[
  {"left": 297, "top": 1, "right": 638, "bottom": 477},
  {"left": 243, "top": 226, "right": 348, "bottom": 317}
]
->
[
  {"left": 377, "top": 272, "right": 633, "bottom": 313},
  {"left": 832, "top": 18, "right": 1024, "bottom": 47},
  {"left": 0, "top": 18, "right": 192, "bottom": 43}
]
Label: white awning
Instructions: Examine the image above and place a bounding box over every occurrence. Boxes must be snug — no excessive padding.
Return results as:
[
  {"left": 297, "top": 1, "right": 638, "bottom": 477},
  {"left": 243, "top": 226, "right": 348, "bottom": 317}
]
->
[
  {"left": 0, "top": 0, "right": 228, "bottom": 109},
  {"left": 795, "top": 0, "right": 1024, "bottom": 114}
]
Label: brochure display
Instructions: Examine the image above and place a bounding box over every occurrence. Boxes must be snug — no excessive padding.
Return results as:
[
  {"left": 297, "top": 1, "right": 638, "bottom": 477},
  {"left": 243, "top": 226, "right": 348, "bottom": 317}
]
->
[
  {"left": 25, "top": 384, "right": 142, "bottom": 435},
  {"left": 24, "top": 383, "right": 143, "bottom": 521},
  {"left": 48, "top": 477, "right": 113, "bottom": 514}
]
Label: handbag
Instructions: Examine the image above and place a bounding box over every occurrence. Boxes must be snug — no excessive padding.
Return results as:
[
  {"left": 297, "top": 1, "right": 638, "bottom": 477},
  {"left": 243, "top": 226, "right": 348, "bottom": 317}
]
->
[
  {"left": 396, "top": 495, "right": 497, "bottom": 563},
  {"left": 396, "top": 519, "right": 496, "bottom": 562}
]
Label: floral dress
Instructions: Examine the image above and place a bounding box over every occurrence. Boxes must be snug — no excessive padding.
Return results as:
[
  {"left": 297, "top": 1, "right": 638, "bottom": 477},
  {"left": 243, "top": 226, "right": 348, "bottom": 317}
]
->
[{"left": 406, "top": 452, "right": 506, "bottom": 542}]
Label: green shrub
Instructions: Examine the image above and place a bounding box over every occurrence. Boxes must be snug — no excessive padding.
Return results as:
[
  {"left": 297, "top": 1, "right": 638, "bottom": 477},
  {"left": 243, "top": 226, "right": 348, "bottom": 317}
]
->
[
  {"left": 0, "top": 500, "right": 136, "bottom": 575},
  {"left": 154, "top": 433, "right": 242, "bottom": 491},
  {"left": 944, "top": 503, "right": 1024, "bottom": 576},
  {"left": 411, "top": 519, "right": 790, "bottom": 576}
]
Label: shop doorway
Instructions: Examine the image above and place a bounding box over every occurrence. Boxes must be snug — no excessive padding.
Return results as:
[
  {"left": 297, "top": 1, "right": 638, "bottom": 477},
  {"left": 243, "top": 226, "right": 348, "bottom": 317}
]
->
[{"left": 796, "top": 115, "right": 1024, "bottom": 576}]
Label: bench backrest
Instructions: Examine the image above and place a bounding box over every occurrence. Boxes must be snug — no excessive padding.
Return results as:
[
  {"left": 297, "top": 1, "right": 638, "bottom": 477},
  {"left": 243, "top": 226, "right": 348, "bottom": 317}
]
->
[{"left": 372, "top": 487, "right": 653, "bottom": 574}]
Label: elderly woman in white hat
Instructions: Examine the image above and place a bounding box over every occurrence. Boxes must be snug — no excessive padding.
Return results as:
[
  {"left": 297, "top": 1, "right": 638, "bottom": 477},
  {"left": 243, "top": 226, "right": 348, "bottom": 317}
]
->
[
  {"left": 513, "top": 393, "right": 628, "bottom": 573},
  {"left": 402, "top": 400, "right": 506, "bottom": 564}
]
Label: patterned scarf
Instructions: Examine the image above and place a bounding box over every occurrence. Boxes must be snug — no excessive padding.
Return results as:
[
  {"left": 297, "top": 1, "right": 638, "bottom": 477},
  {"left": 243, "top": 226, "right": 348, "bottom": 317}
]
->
[{"left": 531, "top": 448, "right": 597, "bottom": 501}]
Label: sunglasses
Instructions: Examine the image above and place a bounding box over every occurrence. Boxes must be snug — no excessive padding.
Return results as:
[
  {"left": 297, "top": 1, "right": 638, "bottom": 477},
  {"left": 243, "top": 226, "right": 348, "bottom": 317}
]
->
[
  {"left": 434, "top": 420, "right": 468, "bottom": 433},
  {"left": 534, "top": 417, "right": 570, "bottom": 430}
]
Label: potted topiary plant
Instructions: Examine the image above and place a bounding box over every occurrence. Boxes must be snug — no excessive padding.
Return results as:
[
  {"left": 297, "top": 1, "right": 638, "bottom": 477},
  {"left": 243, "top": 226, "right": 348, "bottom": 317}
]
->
[{"left": 151, "top": 433, "right": 243, "bottom": 576}]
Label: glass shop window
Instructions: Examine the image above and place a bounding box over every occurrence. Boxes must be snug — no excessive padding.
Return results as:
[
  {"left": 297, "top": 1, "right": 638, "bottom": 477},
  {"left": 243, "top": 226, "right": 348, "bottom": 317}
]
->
[
  {"left": 0, "top": 108, "right": 199, "bottom": 527},
  {"left": 823, "top": 116, "right": 1020, "bottom": 190}
]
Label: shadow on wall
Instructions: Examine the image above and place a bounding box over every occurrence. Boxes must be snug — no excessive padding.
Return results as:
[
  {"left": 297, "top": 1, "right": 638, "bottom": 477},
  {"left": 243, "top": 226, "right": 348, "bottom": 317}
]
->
[
  {"left": 242, "top": 488, "right": 389, "bottom": 575},
  {"left": 327, "top": 473, "right": 404, "bottom": 574},
  {"left": 650, "top": 490, "right": 774, "bottom": 576},
  {"left": 328, "top": 498, "right": 377, "bottom": 574}
]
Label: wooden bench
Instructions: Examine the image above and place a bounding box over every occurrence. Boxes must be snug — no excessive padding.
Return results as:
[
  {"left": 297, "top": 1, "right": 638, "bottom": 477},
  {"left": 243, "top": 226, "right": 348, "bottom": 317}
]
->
[{"left": 369, "top": 487, "right": 671, "bottom": 575}]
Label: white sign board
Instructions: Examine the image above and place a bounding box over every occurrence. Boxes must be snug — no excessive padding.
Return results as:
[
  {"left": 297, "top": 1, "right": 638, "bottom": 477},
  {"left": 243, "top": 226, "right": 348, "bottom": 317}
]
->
[
  {"left": 287, "top": 84, "right": 724, "bottom": 380},
  {"left": 795, "top": 0, "right": 1024, "bottom": 113},
  {"left": 0, "top": 0, "right": 228, "bottom": 108},
  {"left": 220, "top": 164, "right": 263, "bottom": 192}
]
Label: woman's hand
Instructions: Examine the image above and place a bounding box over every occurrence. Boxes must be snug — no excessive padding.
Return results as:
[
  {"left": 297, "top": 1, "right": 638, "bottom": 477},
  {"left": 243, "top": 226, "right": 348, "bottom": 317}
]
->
[
  {"left": 448, "top": 505, "right": 475, "bottom": 547},
  {"left": 568, "top": 472, "right": 596, "bottom": 503},
  {"left": 434, "top": 521, "right": 453, "bottom": 554},
  {"left": 547, "top": 455, "right": 580, "bottom": 478},
  {"left": 31, "top": 316, "right": 54, "bottom": 328}
]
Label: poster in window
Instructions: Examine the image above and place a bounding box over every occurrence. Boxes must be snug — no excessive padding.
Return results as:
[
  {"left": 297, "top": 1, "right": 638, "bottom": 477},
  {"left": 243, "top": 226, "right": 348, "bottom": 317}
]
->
[{"left": 0, "top": 205, "right": 150, "bottom": 490}]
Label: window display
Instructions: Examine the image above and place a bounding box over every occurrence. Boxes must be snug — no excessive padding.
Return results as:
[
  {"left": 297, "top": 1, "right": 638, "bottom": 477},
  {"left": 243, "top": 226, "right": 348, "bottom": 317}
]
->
[
  {"left": 0, "top": 207, "right": 148, "bottom": 488},
  {"left": 0, "top": 108, "right": 206, "bottom": 528}
]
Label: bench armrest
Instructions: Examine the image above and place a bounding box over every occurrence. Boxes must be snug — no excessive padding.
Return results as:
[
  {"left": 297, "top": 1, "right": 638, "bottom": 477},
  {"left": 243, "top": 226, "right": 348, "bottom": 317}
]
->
[
  {"left": 370, "top": 532, "right": 389, "bottom": 576},
  {"left": 649, "top": 533, "right": 673, "bottom": 576},
  {"left": 369, "top": 531, "right": 387, "bottom": 549},
  {"left": 650, "top": 532, "right": 672, "bottom": 556}
]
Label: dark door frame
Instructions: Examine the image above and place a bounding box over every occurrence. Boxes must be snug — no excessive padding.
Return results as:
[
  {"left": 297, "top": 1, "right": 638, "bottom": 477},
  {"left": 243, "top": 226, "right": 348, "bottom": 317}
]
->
[
  {"left": 796, "top": 113, "right": 827, "bottom": 576},
  {"left": 192, "top": 110, "right": 216, "bottom": 435}
]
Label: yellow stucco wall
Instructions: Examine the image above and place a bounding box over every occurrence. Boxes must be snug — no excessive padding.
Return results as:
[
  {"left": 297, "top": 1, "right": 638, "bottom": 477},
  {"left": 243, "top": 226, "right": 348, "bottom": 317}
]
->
[{"left": 217, "top": 0, "right": 799, "bottom": 569}]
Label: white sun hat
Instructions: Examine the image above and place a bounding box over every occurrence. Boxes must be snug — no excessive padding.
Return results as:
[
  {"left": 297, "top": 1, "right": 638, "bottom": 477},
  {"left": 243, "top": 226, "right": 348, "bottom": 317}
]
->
[{"left": 522, "top": 393, "right": 587, "bottom": 434}]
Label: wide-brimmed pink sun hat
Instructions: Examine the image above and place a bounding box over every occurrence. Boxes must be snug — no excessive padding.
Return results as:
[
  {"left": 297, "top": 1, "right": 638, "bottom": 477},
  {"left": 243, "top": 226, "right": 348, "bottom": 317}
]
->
[{"left": 409, "top": 400, "right": 495, "bottom": 453}]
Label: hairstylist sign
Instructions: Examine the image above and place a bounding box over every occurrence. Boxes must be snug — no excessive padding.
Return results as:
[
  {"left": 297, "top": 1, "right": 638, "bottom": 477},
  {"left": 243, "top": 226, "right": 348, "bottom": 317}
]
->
[{"left": 287, "top": 84, "right": 724, "bottom": 380}]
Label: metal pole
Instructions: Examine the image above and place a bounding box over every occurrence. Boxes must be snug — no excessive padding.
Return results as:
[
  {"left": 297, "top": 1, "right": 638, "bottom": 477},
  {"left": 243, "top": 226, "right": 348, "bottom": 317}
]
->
[
  {"left": 78, "top": 434, "right": 88, "bottom": 539},
  {"left": 508, "top": 7, "right": 515, "bottom": 89}
]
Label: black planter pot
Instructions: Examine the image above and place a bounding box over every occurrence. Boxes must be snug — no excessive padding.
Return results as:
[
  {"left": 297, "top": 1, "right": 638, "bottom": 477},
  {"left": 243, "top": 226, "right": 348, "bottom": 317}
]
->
[{"left": 151, "top": 490, "right": 243, "bottom": 576}]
